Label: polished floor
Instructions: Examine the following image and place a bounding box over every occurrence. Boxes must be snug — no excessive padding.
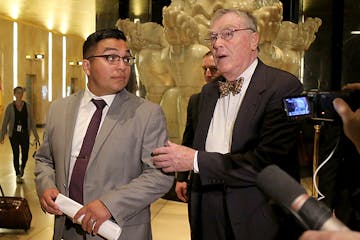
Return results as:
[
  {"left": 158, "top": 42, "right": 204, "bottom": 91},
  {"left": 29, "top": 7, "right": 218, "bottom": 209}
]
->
[{"left": 0, "top": 129, "right": 190, "bottom": 240}]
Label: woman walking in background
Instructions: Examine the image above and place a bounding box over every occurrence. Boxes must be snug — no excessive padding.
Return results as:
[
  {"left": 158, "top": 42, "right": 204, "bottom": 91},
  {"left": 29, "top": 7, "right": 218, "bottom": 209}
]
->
[{"left": 0, "top": 86, "right": 39, "bottom": 183}]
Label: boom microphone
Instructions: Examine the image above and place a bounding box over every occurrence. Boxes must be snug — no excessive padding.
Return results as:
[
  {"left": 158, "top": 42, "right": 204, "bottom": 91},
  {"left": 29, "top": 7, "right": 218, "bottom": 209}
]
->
[{"left": 256, "top": 165, "right": 350, "bottom": 231}]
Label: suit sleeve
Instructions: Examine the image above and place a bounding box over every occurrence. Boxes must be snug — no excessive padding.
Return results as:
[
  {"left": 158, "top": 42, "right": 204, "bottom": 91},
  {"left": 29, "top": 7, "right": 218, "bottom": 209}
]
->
[
  {"left": 0, "top": 104, "right": 11, "bottom": 141},
  {"left": 198, "top": 74, "right": 303, "bottom": 187},
  {"left": 34, "top": 101, "right": 59, "bottom": 196},
  {"left": 99, "top": 104, "right": 174, "bottom": 226}
]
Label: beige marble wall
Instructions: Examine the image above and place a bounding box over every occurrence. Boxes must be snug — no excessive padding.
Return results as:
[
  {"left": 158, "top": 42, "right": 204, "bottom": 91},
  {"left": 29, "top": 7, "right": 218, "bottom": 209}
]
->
[
  {"left": 66, "top": 35, "right": 86, "bottom": 95},
  {"left": 0, "top": 16, "right": 85, "bottom": 126},
  {"left": 18, "top": 23, "right": 48, "bottom": 125},
  {"left": 0, "top": 18, "right": 13, "bottom": 115}
]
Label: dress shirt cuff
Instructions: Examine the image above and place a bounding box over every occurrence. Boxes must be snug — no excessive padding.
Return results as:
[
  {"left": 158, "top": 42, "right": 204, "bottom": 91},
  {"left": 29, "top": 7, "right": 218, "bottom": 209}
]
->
[{"left": 193, "top": 151, "right": 199, "bottom": 173}]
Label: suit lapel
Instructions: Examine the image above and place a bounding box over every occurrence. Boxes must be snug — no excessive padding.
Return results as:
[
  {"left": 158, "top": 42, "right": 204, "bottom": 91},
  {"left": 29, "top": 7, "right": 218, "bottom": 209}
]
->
[
  {"left": 64, "top": 91, "right": 83, "bottom": 181},
  {"left": 88, "top": 90, "right": 129, "bottom": 164},
  {"left": 231, "top": 61, "right": 267, "bottom": 151},
  {"left": 193, "top": 80, "right": 220, "bottom": 150}
]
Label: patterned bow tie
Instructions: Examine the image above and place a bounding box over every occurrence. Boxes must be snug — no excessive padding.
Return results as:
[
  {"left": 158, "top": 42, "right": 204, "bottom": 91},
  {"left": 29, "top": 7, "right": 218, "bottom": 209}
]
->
[{"left": 218, "top": 77, "right": 244, "bottom": 97}]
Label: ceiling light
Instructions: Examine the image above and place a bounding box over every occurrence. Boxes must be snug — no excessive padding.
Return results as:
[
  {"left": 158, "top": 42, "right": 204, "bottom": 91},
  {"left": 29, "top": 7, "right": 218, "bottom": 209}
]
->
[{"left": 35, "top": 54, "right": 45, "bottom": 59}]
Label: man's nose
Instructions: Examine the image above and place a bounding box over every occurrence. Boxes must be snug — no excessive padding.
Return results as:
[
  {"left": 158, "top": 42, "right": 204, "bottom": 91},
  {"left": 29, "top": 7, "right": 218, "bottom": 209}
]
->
[{"left": 205, "top": 69, "right": 212, "bottom": 76}]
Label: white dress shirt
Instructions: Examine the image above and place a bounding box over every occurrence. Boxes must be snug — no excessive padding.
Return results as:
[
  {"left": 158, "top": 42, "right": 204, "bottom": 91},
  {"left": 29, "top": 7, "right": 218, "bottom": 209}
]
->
[
  {"left": 194, "top": 59, "right": 258, "bottom": 172},
  {"left": 68, "top": 87, "right": 115, "bottom": 184}
]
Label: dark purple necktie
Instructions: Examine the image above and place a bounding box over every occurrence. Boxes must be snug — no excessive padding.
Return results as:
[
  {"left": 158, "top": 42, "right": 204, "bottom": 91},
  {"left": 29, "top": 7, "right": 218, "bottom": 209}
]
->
[{"left": 69, "top": 99, "right": 106, "bottom": 204}]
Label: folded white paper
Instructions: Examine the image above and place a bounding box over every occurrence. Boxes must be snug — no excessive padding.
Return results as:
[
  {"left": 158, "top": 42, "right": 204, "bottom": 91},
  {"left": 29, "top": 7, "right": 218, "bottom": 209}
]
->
[{"left": 55, "top": 193, "right": 122, "bottom": 240}]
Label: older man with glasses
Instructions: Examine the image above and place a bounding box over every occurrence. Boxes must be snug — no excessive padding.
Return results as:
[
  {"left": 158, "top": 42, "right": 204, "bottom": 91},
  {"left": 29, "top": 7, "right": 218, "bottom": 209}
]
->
[{"left": 152, "top": 9, "right": 303, "bottom": 240}]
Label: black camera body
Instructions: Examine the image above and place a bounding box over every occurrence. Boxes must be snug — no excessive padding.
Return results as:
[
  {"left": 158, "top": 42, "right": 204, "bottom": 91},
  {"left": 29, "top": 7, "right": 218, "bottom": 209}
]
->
[{"left": 283, "top": 89, "right": 359, "bottom": 123}]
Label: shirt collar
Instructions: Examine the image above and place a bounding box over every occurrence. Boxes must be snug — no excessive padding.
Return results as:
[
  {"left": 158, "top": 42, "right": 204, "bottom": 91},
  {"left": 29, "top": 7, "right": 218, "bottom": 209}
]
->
[{"left": 81, "top": 85, "right": 116, "bottom": 107}]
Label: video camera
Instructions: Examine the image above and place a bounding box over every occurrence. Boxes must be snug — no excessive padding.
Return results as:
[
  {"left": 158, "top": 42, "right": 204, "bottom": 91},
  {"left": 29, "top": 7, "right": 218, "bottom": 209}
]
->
[{"left": 283, "top": 89, "right": 359, "bottom": 123}]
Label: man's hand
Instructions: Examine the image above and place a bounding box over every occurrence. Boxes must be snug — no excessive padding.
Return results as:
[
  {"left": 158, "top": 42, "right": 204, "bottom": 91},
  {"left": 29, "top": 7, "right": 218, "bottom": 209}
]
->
[
  {"left": 175, "top": 181, "right": 188, "bottom": 202},
  {"left": 299, "top": 230, "right": 360, "bottom": 240},
  {"left": 39, "top": 188, "right": 62, "bottom": 215},
  {"left": 151, "top": 140, "right": 196, "bottom": 172},
  {"left": 333, "top": 98, "right": 360, "bottom": 153},
  {"left": 342, "top": 83, "right": 360, "bottom": 91},
  {"left": 73, "top": 200, "right": 111, "bottom": 235}
]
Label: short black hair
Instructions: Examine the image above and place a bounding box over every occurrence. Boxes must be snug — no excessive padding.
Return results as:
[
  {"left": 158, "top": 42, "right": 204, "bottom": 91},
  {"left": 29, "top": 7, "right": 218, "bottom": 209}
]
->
[
  {"left": 13, "top": 86, "right": 24, "bottom": 94},
  {"left": 83, "top": 28, "right": 127, "bottom": 59}
]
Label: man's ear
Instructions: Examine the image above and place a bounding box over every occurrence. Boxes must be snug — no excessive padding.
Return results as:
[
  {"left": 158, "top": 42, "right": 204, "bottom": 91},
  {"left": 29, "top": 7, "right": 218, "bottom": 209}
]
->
[
  {"left": 82, "top": 59, "right": 90, "bottom": 75},
  {"left": 250, "top": 32, "right": 259, "bottom": 51}
]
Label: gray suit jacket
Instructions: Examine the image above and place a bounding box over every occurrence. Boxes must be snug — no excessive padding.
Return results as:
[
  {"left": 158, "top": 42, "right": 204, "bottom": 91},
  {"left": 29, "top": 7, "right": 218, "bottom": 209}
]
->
[{"left": 35, "top": 89, "right": 174, "bottom": 240}]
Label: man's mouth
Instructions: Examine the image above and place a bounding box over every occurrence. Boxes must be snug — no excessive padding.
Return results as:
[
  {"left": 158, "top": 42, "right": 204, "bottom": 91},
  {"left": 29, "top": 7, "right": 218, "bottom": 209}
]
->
[{"left": 216, "top": 53, "right": 227, "bottom": 60}]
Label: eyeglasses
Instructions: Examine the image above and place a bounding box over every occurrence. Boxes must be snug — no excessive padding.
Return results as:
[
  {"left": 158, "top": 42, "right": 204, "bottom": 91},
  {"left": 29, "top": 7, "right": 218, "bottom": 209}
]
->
[
  {"left": 206, "top": 28, "right": 255, "bottom": 44},
  {"left": 86, "top": 54, "right": 135, "bottom": 65},
  {"left": 202, "top": 66, "right": 218, "bottom": 74}
]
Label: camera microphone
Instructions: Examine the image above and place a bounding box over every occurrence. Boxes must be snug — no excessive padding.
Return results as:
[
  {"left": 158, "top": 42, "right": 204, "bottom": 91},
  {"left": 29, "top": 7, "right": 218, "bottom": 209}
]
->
[{"left": 256, "top": 165, "right": 350, "bottom": 231}]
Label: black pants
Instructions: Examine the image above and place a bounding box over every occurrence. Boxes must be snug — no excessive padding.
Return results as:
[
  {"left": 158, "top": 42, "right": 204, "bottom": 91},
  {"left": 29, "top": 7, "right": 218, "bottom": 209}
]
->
[
  {"left": 188, "top": 190, "right": 202, "bottom": 240},
  {"left": 190, "top": 172, "right": 234, "bottom": 240},
  {"left": 9, "top": 132, "right": 30, "bottom": 176}
]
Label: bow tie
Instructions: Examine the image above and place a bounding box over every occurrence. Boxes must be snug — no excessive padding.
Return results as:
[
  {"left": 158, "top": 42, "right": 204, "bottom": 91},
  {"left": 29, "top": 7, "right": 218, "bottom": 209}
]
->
[{"left": 218, "top": 77, "right": 244, "bottom": 98}]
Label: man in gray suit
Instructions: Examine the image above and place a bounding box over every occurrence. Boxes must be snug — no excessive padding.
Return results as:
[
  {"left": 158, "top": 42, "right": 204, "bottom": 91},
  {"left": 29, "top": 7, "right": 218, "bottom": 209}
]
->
[{"left": 35, "top": 29, "right": 173, "bottom": 240}]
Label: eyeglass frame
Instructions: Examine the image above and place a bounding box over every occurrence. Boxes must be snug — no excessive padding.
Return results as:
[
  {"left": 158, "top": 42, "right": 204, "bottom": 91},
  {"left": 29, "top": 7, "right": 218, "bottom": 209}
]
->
[
  {"left": 205, "top": 27, "right": 256, "bottom": 44},
  {"left": 86, "top": 54, "right": 135, "bottom": 65}
]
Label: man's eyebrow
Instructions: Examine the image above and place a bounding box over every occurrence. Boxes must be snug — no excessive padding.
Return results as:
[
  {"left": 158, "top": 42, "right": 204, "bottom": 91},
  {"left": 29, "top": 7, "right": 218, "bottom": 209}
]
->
[
  {"left": 103, "top": 47, "right": 131, "bottom": 55},
  {"left": 103, "top": 47, "right": 118, "bottom": 52},
  {"left": 209, "top": 25, "right": 239, "bottom": 33}
]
